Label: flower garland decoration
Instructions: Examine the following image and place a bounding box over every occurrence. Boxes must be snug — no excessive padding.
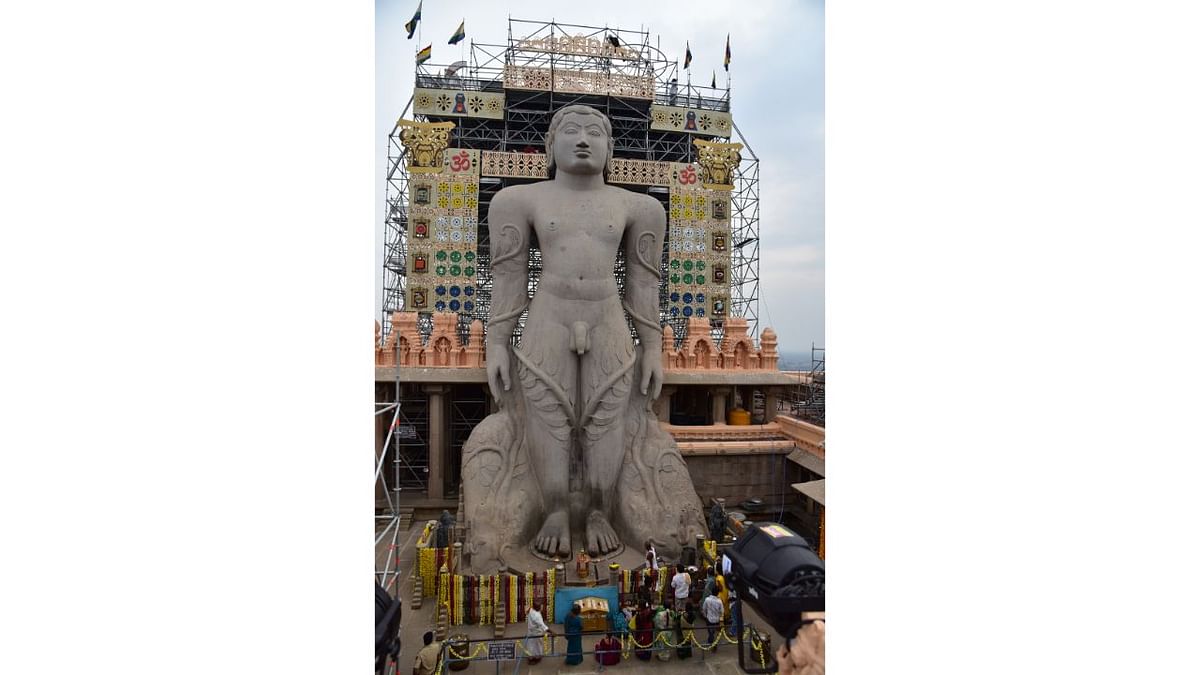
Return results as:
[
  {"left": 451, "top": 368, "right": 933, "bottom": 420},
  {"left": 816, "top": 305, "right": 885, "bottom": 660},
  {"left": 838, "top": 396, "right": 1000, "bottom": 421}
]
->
[
  {"left": 508, "top": 574, "right": 517, "bottom": 624},
  {"left": 456, "top": 574, "right": 465, "bottom": 625},
  {"left": 480, "top": 575, "right": 490, "bottom": 626},
  {"left": 544, "top": 567, "right": 555, "bottom": 623},
  {"left": 418, "top": 547, "right": 438, "bottom": 597},
  {"left": 438, "top": 568, "right": 449, "bottom": 618},
  {"left": 524, "top": 572, "right": 534, "bottom": 622}
]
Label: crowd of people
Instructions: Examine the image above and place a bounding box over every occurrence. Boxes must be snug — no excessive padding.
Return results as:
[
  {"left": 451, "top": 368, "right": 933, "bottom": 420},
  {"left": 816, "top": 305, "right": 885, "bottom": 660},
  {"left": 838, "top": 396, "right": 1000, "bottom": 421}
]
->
[
  {"left": 519, "top": 556, "right": 747, "bottom": 668},
  {"left": 416, "top": 545, "right": 822, "bottom": 672}
]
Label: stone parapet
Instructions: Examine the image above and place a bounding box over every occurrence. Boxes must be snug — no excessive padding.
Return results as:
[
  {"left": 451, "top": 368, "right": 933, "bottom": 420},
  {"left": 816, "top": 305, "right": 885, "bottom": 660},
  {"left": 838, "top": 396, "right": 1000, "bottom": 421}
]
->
[
  {"left": 776, "top": 414, "right": 825, "bottom": 457},
  {"left": 662, "top": 318, "right": 780, "bottom": 371},
  {"left": 376, "top": 313, "right": 786, "bottom": 374},
  {"left": 375, "top": 312, "right": 486, "bottom": 369}
]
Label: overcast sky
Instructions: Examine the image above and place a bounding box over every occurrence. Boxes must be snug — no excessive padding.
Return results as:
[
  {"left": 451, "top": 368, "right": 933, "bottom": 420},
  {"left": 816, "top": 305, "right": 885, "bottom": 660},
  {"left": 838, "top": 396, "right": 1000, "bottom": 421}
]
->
[{"left": 375, "top": 0, "right": 824, "bottom": 353}]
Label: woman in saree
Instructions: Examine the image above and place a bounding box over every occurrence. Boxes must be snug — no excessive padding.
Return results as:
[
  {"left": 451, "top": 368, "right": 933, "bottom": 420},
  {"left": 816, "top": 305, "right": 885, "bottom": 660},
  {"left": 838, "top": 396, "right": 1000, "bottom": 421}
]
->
[
  {"left": 563, "top": 604, "right": 584, "bottom": 666},
  {"left": 634, "top": 601, "right": 654, "bottom": 660}
]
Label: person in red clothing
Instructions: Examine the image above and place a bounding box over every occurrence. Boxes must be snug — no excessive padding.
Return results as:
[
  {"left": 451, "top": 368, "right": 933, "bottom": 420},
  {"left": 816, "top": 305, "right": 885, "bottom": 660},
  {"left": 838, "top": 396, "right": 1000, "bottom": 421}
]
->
[{"left": 595, "top": 632, "right": 622, "bottom": 666}]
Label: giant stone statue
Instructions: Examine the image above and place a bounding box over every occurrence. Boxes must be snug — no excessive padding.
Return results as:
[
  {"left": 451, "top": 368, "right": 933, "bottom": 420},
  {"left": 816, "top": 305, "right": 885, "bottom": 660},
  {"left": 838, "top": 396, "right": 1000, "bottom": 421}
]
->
[{"left": 460, "top": 105, "right": 706, "bottom": 571}]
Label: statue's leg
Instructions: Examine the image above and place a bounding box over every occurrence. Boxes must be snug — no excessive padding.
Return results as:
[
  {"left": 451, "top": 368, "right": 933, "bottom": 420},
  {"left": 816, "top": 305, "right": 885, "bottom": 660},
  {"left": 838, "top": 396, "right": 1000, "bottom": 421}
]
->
[
  {"left": 514, "top": 316, "right": 576, "bottom": 558},
  {"left": 578, "top": 313, "right": 637, "bottom": 556}
]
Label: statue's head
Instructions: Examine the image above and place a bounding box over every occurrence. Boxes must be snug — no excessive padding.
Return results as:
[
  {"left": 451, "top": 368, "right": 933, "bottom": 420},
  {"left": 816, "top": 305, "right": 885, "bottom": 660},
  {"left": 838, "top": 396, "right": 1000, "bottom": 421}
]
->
[{"left": 546, "top": 105, "right": 613, "bottom": 180}]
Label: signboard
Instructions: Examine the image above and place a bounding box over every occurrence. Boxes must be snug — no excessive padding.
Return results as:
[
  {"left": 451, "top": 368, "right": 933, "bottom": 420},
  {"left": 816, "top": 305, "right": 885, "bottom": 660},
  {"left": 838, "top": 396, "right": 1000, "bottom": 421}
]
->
[{"left": 486, "top": 641, "right": 516, "bottom": 661}]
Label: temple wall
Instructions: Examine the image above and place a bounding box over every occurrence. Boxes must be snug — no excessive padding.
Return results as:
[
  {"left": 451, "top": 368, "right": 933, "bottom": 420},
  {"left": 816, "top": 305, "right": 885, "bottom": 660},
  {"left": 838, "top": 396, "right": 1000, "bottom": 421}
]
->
[{"left": 682, "top": 451, "right": 792, "bottom": 516}]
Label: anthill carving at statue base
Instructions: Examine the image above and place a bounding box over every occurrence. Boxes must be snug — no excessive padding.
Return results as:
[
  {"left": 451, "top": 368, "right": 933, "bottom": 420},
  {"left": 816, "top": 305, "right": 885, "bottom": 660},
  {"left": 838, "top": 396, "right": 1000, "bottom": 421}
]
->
[{"left": 459, "top": 105, "right": 706, "bottom": 573}]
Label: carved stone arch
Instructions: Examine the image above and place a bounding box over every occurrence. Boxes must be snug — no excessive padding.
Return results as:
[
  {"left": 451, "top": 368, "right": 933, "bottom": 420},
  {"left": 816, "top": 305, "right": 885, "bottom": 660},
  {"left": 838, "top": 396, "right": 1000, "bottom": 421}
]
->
[
  {"left": 693, "top": 339, "right": 713, "bottom": 369},
  {"left": 733, "top": 340, "right": 751, "bottom": 369},
  {"left": 433, "top": 336, "right": 453, "bottom": 366},
  {"left": 398, "top": 336, "right": 412, "bottom": 366}
]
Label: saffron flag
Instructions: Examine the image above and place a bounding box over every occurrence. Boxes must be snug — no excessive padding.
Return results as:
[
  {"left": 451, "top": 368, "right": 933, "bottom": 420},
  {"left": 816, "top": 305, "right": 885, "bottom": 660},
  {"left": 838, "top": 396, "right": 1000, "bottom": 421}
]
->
[
  {"left": 416, "top": 44, "right": 432, "bottom": 65},
  {"left": 684, "top": 41, "right": 692, "bottom": 69},
  {"left": 724, "top": 34, "right": 731, "bottom": 70},
  {"left": 448, "top": 19, "right": 465, "bottom": 45},
  {"left": 404, "top": 1, "right": 422, "bottom": 39},
  {"left": 711, "top": 71, "right": 716, "bottom": 88}
]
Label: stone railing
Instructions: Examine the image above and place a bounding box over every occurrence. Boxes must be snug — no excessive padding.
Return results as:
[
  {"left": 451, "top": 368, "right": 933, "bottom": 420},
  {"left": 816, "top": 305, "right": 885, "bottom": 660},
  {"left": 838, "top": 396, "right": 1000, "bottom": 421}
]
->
[
  {"left": 375, "top": 312, "right": 485, "bottom": 368},
  {"left": 776, "top": 414, "right": 825, "bottom": 457},
  {"left": 376, "top": 312, "right": 783, "bottom": 373},
  {"left": 662, "top": 317, "right": 779, "bottom": 371}
]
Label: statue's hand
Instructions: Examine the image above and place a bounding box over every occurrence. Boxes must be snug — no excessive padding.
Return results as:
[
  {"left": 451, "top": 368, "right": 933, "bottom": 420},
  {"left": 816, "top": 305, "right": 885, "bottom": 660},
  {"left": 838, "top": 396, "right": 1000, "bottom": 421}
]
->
[
  {"left": 639, "top": 344, "right": 663, "bottom": 401},
  {"left": 486, "top": 342, "right": 512, "bottom": 403}
]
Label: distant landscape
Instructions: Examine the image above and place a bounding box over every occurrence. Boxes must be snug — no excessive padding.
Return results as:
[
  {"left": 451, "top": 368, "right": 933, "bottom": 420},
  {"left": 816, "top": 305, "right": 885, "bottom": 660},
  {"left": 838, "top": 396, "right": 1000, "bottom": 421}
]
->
[{"left": 777, "top": 350, "right": 816, "bottom": 371}]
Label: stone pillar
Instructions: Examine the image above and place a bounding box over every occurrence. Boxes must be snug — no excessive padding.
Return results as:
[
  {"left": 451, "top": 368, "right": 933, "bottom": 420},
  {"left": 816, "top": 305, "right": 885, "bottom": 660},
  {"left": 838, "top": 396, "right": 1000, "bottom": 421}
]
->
[
  {"left": 555, "top": 563, "right": 566, "bottom": 588},
  {"left": 653, "top": 385, "right": 676, "bottom": 422},
  {"left": 712, "top": 387, "right": 731, "bottom": 425},
  {"left": 764, "top": 387, "right": 781, "bottom": 423},
  {"left": 425, "top": 384, "right": 450, "bottom": 500},
  {"left": 451, "top": 541, "right": 463, "bottom": 576}
]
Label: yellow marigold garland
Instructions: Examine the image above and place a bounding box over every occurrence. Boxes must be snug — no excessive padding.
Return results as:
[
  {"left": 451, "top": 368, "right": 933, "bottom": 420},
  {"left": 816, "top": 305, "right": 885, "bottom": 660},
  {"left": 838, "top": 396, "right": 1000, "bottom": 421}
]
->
[
  {"left": 545, "top": 567, "right": 555, "bottom": 623},
  {"left": 418, "top": 546, "right": 439, "bottom": 597},
  {"left": 524, "top": 572, "right": 533, "bottom": 621},
  {"left": 508, "top": 574, "right": 517, "bottom": 623}
]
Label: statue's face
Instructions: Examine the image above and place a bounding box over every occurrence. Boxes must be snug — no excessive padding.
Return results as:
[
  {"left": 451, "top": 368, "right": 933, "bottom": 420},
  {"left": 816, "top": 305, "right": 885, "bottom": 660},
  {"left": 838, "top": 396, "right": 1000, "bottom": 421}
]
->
[{"left": 552, "top": 112, "right": 608, "bottom": 176}]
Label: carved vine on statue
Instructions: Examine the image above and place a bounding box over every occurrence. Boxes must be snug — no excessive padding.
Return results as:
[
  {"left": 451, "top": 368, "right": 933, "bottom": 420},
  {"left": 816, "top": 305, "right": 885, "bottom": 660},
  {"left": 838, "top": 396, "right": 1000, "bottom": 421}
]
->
[{"left": 460, "top": 105, "right": 706, "bottom": 571}]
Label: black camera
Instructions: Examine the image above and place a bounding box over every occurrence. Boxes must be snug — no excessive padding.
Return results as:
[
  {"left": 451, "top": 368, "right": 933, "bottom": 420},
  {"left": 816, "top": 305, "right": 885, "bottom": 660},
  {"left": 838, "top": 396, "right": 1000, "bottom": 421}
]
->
[
  {"left": 725, "top": 522, "right": 824, "bottom": 639},
  {"left": 375, "top": 583, "right": 402, "bottom": 674}
]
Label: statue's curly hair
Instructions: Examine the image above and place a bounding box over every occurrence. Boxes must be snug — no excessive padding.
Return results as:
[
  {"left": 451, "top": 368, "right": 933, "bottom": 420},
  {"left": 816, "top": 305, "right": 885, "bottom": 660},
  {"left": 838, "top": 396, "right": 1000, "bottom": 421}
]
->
[{"left": 545, "top": 104, "right": 613, "bottom": 180}]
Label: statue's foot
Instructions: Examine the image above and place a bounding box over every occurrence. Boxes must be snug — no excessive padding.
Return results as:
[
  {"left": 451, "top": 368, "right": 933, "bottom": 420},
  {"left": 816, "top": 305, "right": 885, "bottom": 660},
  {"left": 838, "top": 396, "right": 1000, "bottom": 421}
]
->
[
  {"left": 534, "top": 510, "right": 571, "bottom": 557},
  {"left": 585, "top": 511, "right": 620, "bottom": 556}
]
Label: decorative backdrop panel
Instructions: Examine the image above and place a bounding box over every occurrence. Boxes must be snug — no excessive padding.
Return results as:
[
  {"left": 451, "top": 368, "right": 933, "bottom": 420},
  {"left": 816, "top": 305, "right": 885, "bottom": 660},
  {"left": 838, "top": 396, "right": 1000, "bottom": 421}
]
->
[
  {"left": 667, "top": 163, "right": 732, "bottom": 322},
  {"left": 649, "top": 105, "right": 733, "bottom": 138},
  {"left": 405, "top": 148, "right": 482, "bottom": 314},
  {"left": 502, "top": 65, "right": 655, "bottom": 99},
  {"left": 413, "top": 88, "right": 505, "bottom": 120},
  {"left": 479, "top": 151, "right": 671, "bottom": 186}
]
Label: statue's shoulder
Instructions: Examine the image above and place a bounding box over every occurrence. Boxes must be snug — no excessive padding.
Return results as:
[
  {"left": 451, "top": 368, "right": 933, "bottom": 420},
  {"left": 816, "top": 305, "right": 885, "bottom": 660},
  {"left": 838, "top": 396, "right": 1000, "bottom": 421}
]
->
[
  {"left": 493, "top": 182, "right": 538, "bottom": 202},
  {"left": 489, "top": 182, "right": 538, "bottom": 215},
  {"left": 618, "top": 188, "right": 665, "bottom": 223}
]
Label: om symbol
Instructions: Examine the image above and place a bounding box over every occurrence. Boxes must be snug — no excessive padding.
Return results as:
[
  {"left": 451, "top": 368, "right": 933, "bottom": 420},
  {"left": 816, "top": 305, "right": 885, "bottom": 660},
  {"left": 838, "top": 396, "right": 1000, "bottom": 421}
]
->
[
  {"left": 678, "top": 165, "right": 698, "bottom": 185},
  {"left": 450, "top": 150, "right": 471, "bottom": 172}
]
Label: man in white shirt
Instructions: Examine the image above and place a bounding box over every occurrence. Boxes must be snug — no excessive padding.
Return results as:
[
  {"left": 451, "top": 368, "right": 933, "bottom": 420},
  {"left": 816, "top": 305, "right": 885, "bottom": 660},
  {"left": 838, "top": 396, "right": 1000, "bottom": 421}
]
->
[
  {"left": 524, "top": 602, "right": 553, "bottom": 665},
  {"left": 670, "top": 565, "right": 691, "bottom": 611},
  {"left": 701, "top": 592, "right": 725, "bottom": 652}
]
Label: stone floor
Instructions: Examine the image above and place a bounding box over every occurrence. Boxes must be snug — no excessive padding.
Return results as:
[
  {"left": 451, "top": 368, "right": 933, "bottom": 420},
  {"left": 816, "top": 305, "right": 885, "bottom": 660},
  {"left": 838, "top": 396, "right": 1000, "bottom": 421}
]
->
[{"left": 376, "top": 518, "right": 787, "bottom": 674}]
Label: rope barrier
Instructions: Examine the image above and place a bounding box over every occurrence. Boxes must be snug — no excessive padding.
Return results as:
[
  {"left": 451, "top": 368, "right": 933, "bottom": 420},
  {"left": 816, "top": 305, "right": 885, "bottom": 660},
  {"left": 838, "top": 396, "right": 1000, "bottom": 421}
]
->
[{"left": 428, "top": 622, "right": 752, "bottom": 673}]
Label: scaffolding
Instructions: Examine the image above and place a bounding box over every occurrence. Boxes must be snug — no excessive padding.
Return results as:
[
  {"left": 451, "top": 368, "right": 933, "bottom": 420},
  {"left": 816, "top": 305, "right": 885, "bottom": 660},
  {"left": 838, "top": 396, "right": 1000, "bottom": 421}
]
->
[
  {"left": 381, "top": 17, "right": 761, "bottom": 348},
  {"left": 789, "top": 344, "right": 825, "bottom": 426}
]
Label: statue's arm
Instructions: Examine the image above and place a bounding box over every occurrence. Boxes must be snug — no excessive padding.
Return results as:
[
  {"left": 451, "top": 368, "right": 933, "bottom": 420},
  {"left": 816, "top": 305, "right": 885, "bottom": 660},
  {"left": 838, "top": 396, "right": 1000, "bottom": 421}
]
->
[
  {"left": 624, "top": 194, "right": 666, "bottom": 399},
  {"left": 484, "top": 187, "right": 530, "bottom": 397}
]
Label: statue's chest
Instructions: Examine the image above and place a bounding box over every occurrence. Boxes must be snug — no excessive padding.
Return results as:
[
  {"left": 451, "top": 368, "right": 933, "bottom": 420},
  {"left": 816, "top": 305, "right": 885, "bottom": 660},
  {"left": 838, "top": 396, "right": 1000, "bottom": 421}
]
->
[{"left": 532, "top": 207, "right": 625, "bottom": 247}]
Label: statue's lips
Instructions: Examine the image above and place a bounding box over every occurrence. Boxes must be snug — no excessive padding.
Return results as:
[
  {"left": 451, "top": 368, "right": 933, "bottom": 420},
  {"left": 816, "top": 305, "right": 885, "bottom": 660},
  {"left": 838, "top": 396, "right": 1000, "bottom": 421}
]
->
[{"left": 573, "top": 150, "right": 591, "bottom": 157}]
